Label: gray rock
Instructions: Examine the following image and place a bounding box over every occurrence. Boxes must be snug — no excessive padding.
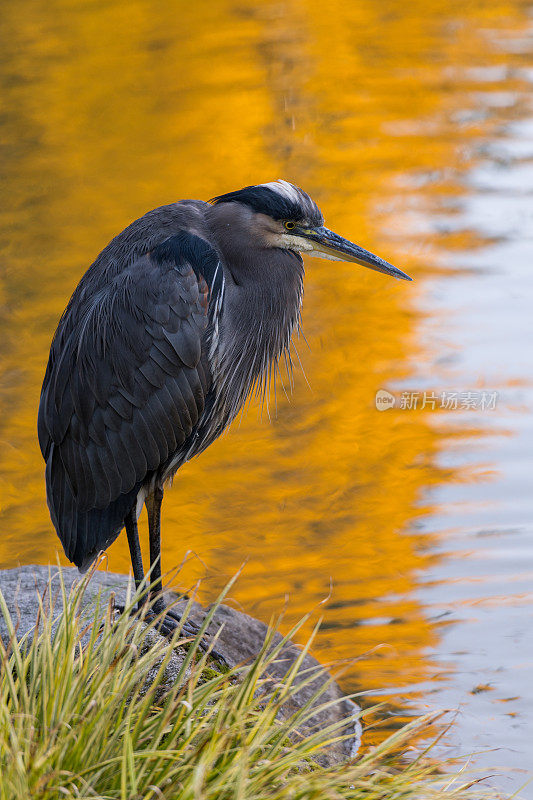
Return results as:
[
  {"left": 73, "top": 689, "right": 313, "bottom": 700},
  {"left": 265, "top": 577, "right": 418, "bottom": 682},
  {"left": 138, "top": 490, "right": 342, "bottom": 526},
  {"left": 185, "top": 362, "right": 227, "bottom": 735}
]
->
[{"left": 0, "top": 565, "right": 361, "bottom": 765}]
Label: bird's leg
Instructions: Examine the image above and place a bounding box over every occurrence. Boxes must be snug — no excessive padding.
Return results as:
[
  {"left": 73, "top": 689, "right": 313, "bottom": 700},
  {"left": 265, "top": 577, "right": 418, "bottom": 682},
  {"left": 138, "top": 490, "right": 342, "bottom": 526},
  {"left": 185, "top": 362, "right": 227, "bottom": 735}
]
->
[
  {"left": 146, "top": 486, "right": 164, "bottom": 601},
  {"left": 122, "top": 504, "right": 199, "bottom": 638},
  {"left": 125, "top": 507, "right": 147, "bottom": 611},
  {"left": 145, "top": 488, "right": 201, "bottom": 637},
  {"left": 121, "top": 494, "right": 199, "bottom": 642},
  {"left": 144, "top": 488, "right": 227, "bottom": 666}
]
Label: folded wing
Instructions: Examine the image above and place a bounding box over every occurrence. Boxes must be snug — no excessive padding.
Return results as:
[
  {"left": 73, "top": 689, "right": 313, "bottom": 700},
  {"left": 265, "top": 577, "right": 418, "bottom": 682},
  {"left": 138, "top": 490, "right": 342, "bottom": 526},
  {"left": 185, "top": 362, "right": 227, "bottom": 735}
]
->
[{"left": 38, "top": 230, "right": 221, "bottom": 569}]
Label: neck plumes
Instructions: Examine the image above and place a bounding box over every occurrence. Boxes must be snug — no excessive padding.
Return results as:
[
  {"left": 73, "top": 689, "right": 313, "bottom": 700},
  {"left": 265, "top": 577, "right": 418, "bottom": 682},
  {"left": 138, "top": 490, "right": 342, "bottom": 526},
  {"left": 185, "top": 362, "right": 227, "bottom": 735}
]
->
[{"left": 208, "top": 203, "right": 305, "bottom": 416}]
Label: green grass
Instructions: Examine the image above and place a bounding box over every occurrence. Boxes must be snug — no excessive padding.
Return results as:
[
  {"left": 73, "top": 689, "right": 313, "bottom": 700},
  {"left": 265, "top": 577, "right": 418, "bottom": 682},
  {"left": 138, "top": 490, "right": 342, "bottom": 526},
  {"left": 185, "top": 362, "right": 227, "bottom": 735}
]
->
[{"left": 0, "top": 569, "right": 500, "bottom": 800}]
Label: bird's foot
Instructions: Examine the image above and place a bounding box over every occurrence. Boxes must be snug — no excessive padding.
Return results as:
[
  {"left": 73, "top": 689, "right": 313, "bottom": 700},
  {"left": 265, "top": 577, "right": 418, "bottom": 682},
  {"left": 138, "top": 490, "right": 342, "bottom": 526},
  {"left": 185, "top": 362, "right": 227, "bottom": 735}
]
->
[
  {"left": 116, "top": 597, "right": 227, "bottom": 668},
  {"left": 149, "top": 599, "right": 201, "bottom": 640},
  {"left": 150, "top": 601, "right": 228, "bottom": 668}
]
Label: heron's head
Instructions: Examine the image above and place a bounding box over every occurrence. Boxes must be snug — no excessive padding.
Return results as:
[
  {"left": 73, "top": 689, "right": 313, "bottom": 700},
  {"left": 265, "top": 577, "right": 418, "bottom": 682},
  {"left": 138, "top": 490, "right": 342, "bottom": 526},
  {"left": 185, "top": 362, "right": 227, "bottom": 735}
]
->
[{"left": 211, "top": 180, "right": 411, "bottom": 281}]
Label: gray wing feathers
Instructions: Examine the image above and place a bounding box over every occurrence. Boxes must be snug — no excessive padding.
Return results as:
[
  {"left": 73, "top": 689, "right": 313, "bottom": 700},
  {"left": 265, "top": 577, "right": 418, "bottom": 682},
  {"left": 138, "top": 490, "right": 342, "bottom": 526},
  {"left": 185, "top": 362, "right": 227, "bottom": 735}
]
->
[{"left": 39, "top": 230, "right": 218, "bottom": 565}]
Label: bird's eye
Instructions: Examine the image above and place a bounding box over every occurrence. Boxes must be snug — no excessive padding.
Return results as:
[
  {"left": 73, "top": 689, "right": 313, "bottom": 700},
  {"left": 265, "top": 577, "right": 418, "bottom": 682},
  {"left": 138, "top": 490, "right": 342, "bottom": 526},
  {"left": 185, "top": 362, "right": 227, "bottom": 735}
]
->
[{"left": 284, "top": 221, "right": 296, "bottom": 230}]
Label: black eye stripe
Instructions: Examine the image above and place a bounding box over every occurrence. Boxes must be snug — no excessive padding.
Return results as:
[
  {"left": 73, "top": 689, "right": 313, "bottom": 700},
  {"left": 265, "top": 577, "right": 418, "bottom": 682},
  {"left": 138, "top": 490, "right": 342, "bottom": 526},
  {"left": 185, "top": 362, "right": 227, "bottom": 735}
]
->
[{"left": 211, "top": 184, "right": 323, "bottom": 227}]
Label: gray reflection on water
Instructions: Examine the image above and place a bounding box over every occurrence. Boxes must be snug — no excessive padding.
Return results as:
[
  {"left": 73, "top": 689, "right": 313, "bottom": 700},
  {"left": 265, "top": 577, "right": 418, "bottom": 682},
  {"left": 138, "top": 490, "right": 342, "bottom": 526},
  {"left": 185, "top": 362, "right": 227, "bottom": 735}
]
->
[{"left": 401, "top": 72, "right": 533, "bottom": 794}]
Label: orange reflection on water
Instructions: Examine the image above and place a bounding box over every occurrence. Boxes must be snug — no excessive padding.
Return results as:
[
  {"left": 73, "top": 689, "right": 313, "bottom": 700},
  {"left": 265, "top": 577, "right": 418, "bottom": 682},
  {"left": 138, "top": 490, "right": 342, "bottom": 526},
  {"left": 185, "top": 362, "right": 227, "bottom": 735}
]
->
[{"left": 0, "top": 0, "right": 531, "bottom": 752}]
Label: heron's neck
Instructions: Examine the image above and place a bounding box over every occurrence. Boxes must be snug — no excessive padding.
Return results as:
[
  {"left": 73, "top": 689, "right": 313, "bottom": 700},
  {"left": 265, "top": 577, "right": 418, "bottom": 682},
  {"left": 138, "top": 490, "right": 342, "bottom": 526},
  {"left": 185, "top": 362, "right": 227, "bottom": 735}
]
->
[
  {"left": 207, "top": 202, "right": 303, "bottom": 285},
  {"left": 207, "top": 205, "right": 304, "bottom": 415},
  {"left": 217, "top": 240, "right": 304, "bottom": 356}
]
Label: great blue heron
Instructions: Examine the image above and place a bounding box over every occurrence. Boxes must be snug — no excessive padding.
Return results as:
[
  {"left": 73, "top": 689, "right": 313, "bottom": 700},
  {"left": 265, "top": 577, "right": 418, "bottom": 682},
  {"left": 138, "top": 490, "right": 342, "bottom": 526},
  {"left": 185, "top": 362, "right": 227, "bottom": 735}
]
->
[{"left": 38, "top": 180, "right": 411, "bottom": 631}]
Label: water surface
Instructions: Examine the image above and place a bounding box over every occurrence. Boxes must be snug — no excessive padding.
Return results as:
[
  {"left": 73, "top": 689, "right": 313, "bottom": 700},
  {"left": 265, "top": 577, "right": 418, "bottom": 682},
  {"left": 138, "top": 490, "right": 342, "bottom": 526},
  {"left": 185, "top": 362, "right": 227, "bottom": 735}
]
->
[{"left": 0, "top": 0, "right": 532, "bottom": 793}]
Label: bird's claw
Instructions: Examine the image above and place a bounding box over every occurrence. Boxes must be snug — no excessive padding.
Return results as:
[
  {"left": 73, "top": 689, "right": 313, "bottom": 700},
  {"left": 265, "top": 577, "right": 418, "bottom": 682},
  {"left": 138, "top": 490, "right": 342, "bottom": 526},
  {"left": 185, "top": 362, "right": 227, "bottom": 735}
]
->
[
  {"left": 152, "top": 604, "right": 229, "bottom": 667},
  {"left": 151, "top": 603, "right": 201, "bottom": 640},
  {"left": 114, "top": 600, "right": 228, "bottom": 669}
]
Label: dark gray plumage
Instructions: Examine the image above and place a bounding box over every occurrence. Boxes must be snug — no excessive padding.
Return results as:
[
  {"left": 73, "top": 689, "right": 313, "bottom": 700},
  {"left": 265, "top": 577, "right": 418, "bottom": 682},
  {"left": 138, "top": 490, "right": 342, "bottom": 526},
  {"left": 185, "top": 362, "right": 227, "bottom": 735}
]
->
[{"left": 38, "top": 180, "right": 411, "bottom": 627}]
